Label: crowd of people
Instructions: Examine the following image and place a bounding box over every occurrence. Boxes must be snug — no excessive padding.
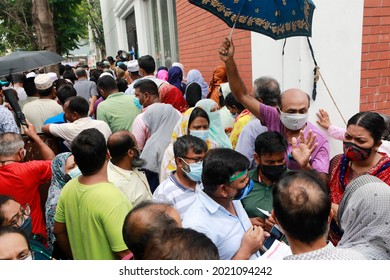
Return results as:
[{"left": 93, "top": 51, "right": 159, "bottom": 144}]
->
[{"left": 0, "top": 38, "right": 390, "bottom": 260}]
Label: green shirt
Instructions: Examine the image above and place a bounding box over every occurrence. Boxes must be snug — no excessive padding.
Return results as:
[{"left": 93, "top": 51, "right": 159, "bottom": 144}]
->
[
  {"left": 241, "top": 168, "right": 273, "bottom": 218},
  {"left": 55, "top": 179, "right": 133, "bottom": 260},
  {"left": 97, "top": 92, "right": 141, "bottom": 132}
]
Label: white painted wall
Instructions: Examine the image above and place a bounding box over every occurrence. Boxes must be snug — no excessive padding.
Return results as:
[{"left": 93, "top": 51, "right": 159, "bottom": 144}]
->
[{"left": 251, "top": 0, "right": 364, "bottom": 157}]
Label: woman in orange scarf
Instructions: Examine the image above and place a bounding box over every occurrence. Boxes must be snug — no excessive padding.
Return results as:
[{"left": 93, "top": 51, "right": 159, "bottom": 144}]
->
[{"left": 207, "top": 65, "right": 227, "bottom": 108}]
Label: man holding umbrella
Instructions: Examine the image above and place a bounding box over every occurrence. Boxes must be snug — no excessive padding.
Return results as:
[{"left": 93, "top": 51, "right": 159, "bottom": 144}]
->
[{"left": 219, "top": 38, "right": 330, "bottom": 182}]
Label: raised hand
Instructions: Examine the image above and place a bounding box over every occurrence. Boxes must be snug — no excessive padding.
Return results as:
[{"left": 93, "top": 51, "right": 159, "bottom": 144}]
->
[
  {"left": 291, "top": 129, "right": 318, "bottom": 170},
  {"left": 218, "top": 37, "right": 235, "bottom": 62},
  {"left": 316, "top": 109, "right": 332, "bottom": 129}
]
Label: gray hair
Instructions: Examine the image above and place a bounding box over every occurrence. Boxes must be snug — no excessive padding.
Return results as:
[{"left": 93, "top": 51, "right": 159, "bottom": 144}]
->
[
  {"left": 0, "top": 133, "right": 24, "bottom": 157},
  {"left": 75, "top": 68, "right": 87, "bottom": 78},
  {"left": 253, "top": 76, "right": 281, "bottom": 106}
]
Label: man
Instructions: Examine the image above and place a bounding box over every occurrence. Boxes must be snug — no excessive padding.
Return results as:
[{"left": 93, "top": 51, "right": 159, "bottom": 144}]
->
[
  {"left": 122, "top": 201, "right": 181, "bottom": 260},
  {"left": 138, "top": 55, "right": 167, "bottom": 88},
  {"left": 0, "top": 120, "right": 55, "bottom": 240},
  {"left": 182, "top": 148, "right": 268, "bottom": 260},
  {"left": 124, "top": 60, "right": 141, "bottom": 96},
  {"left": 219, "top": 38, "right": 330, "bottom": 181},
  {"left": 153, "top": 135, "right": 208, "bottom": 218},
  {"left": 235, "top": 76, "right": 281, "bottom": 167},
  {"left": 0, "top": 86, "right": 19, "bottom": 133},
  {"left": 73, "top": 67, "right": 99, "bottom": 116},
  {"left": 43, "top": 84, "right": 77, "bottom": 125},
  {"left": 18, "top": 77, "right": 39, "bottom": 110},
  {"left": 54, "top": 128, "right": 132, "bottom": 260},
  {"left": 11, "top": 73, "right": 27, "bottom": 102},
  {"left": 96, "top": 75, "right": 141, "bottom": 132},
  {"left": 107, "top": 130, "right": 152, "bottom": 206},
  {"left": 22, "top": 74, "right": 63, "bottom": 133},
  {"left": 42, "top": 96, "right": 112, "bottom": 149},
  {"left": 131, "top": 79, "right": 162, "bottom": 150},
  {"left": 272, "top": 170, "right": 367, "bottom": 260}
]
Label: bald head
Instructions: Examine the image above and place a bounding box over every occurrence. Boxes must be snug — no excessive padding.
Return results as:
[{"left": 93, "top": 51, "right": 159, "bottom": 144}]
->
[
  {"left": 107, "top": 131, "right": 137, "bottom": 164},
  {"left": 0, "top": 133, "right": 24, "bottom": 157},
  {"left": 122, "top": 201, "right": 181, "bottom": 259},
  {"left": 279, "top": 88, "right": 310, "bottom": 113}
]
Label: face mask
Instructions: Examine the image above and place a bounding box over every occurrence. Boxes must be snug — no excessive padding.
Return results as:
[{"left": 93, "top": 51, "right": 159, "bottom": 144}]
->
[
  {"left": 233, "top": 179, "right": 254, "bottom": 200},
  {"left": 134, "top": 97, "right": 143, "bottom": 110},
  {"left": 343, "top": 141, "right": 372, "bottom": 161},
  {"left": 231, "top": 112, "right": 238, "bottom": 119},
  {"left": 279, "top": 111, "right": 308, "bottom": 131},
  {"left": 181, "top": 160, "right": 203, "bottom": 182},
  {"left": 189, "top": 129, "right": 209, "bottom": 142},
  {"left": 20, "top": 216, "right": 33, "bottom": 236},
  {"left": 259, "top": 164, "right": 287, "bottom": 182}
]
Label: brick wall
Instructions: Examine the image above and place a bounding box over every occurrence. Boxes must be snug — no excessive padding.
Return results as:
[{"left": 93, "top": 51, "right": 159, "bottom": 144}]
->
[
  {"left": 360, "top": 0, "right": 390, "bottom": 115},
  {"left": 176, "top": 0, "right": 252, "bottom": 92}
]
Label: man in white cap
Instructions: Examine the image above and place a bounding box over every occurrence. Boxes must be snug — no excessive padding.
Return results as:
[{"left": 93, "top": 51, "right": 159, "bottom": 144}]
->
[
  {"left": 124, "top": 60, "right": 141, "bottom": 96},
  {"left": 22, "top": 73, "right": 63, "bottom": 133}
]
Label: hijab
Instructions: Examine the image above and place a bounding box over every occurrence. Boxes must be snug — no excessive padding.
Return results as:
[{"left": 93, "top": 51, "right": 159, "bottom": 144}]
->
[
  {"left": 157, "top": 70, "right": 168, "bottom": 81},
  {"left": 160, "top": 83, "right": 189, "bottom": 113},
  {"left": 168, "top": 66, "right": 185, "bottom": 94},
  {"left": 195, "top": 99, "right": 232, "bottom": 149},
  {"left": 141, "top": 103, "right": 181, "bottom": 173},
  {"left": 207, "top": 65, "right": 227, "bottom": 107},
  {"left": 187, "top": 69, "right": 208, "bottom": 99},
  {"left": 184, "top": 82, "right": 202, "bottom": 107},
  {"left": 45, "top": 152, "right": 72, "bottom": 251},
  {"left": 338, "top": 175, "right": 390, "bottom": 259}
]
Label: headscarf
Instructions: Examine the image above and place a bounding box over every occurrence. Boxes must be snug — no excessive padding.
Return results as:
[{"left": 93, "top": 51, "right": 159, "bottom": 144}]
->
[
  {"left": 187, "top": 69, "right": 208, "bottom": 99},
  {"left": 141, "top": 103, "right": 181, "bottom": 173},
  {"left": 196, "top": 99, "right": 232, "bottom": 149},
  {"left": 338, "top": 175, "right": 390, "bottom": 260},
  {"left": 157, "top": 70, "right": 168, "bottom": 81},
  {"left": 45, "top": 152, "right": 72, "bottom": 251},
  {"left": 168, "top": 66, "right": 185, "bottom": 94},
  {"left": 172, "top": 62, "right": 185, "bottom": 79},
  {"left": 207, "top": 65, "right": 227, "bottom": 107},
  {"left": 184, "top": 82, "right": 202, "bottom": 107},
  {"left": 159, "top": 83, "right": 189, "bottom": 113}
]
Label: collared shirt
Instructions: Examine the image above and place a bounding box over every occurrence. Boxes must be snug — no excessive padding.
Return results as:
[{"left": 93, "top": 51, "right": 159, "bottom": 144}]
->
[
  {"left": 0, "top": 105, "right": 19, "bottom": 133},
  {"left": 241, "top": 169, "right": 273, "bottom": 218},
  {"left": 96, "top": 92, "right": 141, "bottom": 132},
  {"left": 235, "top": 119, "right": 268, "bottom": 168},
  {"left": 284, "top": 242, "right": 368, "bottom": 260},
  {"left": 107, "top": 161, "right": 152, "bottom": 206},
  {"left": 259, "top": 103, "right": 330, "bottom": 173},
  {"left": 182, "top": 190, "right": 260, "bottom": 260},
  {"left": 153, "top": 172, "right": 202, "bottom": 218}
]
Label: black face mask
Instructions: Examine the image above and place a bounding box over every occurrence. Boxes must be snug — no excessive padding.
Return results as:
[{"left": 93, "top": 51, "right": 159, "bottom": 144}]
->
[{"left": 259, "top": 164, "right": 287, "bottom": 182}]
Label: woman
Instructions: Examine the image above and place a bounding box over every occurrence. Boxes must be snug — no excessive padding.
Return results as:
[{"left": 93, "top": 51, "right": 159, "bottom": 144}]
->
[
  {"left": 0, "top": 226, "right": 33, "bottom": 260},
  {"left": 187, "top": 69, "right": 209, "bottom": 99},
  {"left": 207, "top": 65, "right": 227, "bottom": 108},
  {"left": 45, "top": 152, "right": 80, "bottom": 252},
  {"left": 328, "top": 112, "right": 390, "bottom": 243},
  {"left": 157, "top": 69, "right": 169, "bottom": 82},
  {"left": 184, "top": 82, "right": 202, "bottom": 107},
  {"left": 0, "top": 196, "right": 52, "bottom": 260},
  {"left": 168, "top": 66, "right": 186, "bottom": 94},
  {"left": 337, "top": 175, "right": 390, "bottom": 259},
  {"left": 140, "top": 103, "right": 181, "bottom": 192},
  {"left": 160, "top": 107, "right": 219, "bottom": 181},
  {"left": 159, "top": 83, "right": 189, "bottom": 113},
  {"left": 196, "top": 99, "right": 233, "bottom": 149}
]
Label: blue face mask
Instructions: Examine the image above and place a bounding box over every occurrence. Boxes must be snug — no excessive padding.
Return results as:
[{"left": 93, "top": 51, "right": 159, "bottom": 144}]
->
[
  {"left": 189, "top": 129, "right": 209, "bottom": 142},
  {"left": 134, "top": 97, "right": 143, "bottom": 110},
  {"left": 233, "top": 179, "right": 254, "bottom": 200},
  {"left": 20, "top": 216, "right": 33, "bottom": 236},
  {"left": 68, "top": 166, "right": 82, "bottom": 179},
  {"left": 182, "top": 160, "right": 203, "bottom": 182}
]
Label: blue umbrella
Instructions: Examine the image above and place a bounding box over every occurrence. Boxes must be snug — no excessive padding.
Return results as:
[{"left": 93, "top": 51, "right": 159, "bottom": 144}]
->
[{"left": 188, "top": 0, "right": 316, "bottom": 40}]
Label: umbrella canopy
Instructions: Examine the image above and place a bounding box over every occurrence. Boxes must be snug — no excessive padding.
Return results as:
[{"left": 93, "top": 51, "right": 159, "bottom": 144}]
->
[
  {"left": 0, "top": 50, "right": 65, "bottom": 76},
  {"left": 188, "top": 0, "right": 316, "bottom": 40}
]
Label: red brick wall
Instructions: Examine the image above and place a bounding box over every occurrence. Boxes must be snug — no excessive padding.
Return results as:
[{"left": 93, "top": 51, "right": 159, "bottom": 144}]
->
[
  {"left": 360, "top": 0, "right": 390, "bottom": 115},
  {"left": 176, "top": 0, "right": 252, "bottom": 91}
]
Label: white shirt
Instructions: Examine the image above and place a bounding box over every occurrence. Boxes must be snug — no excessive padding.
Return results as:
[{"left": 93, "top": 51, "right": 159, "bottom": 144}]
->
[
  {"left": 107, "top": 161, "right": 152, "bottom": 206},
  {"left": 49, "top": 117, "right": 112, "bottom": 148},
  {"left": 22, "top": 99, "right": 63, "bottom": 133}
]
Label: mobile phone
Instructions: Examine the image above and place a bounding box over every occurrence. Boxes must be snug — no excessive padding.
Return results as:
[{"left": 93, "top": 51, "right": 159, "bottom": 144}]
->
[{"left": 262, "top": 225, "right": 284, "bottom": 251}]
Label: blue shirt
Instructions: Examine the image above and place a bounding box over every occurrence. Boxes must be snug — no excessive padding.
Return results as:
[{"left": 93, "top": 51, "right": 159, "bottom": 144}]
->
[
  {"left": 44, "top": 112, "right": 65, "bottom": 125},
  {"left": 182, "top": 190, "right": 259, "bottom": 260}
]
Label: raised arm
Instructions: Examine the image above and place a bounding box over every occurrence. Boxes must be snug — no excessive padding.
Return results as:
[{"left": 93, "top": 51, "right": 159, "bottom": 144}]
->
[
  {"left": 22, "top": 120, "right": 55, "bottom": 160},
  {"left": 219, "top": 38, "right": 262, "bottom": 120}
]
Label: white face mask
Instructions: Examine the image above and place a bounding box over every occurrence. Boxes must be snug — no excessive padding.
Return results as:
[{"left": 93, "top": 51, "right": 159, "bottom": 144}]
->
[{"left": 279, "top": 111, "right": 308, "bottom": 131}]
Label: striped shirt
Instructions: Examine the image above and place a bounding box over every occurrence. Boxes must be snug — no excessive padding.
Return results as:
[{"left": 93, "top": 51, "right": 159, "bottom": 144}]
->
[{"left": 152, "top": 172, "right": 202, "bottom": 218}]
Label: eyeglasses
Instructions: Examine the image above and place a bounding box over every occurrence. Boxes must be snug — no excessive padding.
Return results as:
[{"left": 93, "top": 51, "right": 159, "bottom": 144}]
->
[
  {"left": 183, "top": 157, "right": 203, "bottom": 164},
  {"left": 11, "top": 204, "right": 30, "bottom": 228}
]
